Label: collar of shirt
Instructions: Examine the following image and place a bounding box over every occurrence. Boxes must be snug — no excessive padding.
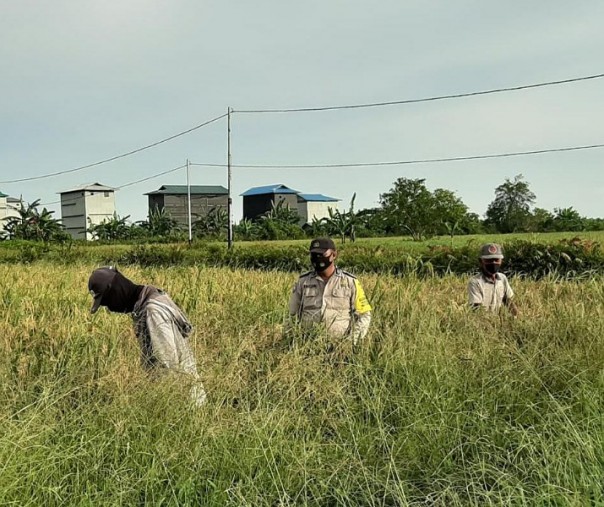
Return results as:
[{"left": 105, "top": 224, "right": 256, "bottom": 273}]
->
[
  {"left": 313, "top": 267, "right": 342, "bottom": 283},
  {"left": 481, "top": 272, "right": 502, "bottom": 285}
]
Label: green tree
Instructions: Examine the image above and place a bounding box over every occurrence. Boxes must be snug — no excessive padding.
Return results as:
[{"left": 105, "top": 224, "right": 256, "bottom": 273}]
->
[
  {"left": 3, "top": 198, "right": 67, "bottom": 242},
  {"left": 87, "top": 213, "right": 132, "bottom": 241},
  {"left": 529, "top": 207, "right": 554, "bottom": 232},
  {"left": 432, "top": 188, "right": 470, "bottom": 236},
  {"left": 323, "top": 194, "right": 357, "bottom": 243},
  {"left": 552, "top": 207, "right": 584, "bottom": 232},
  {"left": 379, "top": 178, "right": 470, "bottom": 240},
  {"left": 138, "top": 206, "right": 180, "bottom": 237},
  {"left": 254, "top": 201, "right": 305, "bottom": 240},
  {"left": 354, "top": 208, "right": 388, "bottom": 237},
  {"left": 303, "top": 216, "right": 327, "bottom": 238},
  {"left": 234, "top": 218, "right": 260, "bottom": 240},
  {"left": 485, "top": 174, "right": 536, "bottom": 233},
  {"left": 193, "top": 207, "right": 228, "bottom": 238}
]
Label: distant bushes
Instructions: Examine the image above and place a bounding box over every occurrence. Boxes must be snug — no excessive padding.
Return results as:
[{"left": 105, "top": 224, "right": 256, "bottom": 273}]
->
[{"left": 0, "top": 238, "right": 602, "bottom": 279}]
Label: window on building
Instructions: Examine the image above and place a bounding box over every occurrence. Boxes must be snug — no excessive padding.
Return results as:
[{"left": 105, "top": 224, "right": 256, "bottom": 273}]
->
[{"left": 104, "top": 192, "right": 110, "bottom": 197}]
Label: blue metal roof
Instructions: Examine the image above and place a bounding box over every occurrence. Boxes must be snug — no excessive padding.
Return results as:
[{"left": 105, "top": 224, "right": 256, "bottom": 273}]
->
[
  {"left": 240, "top": 184, "right": 300, "bottom": 197},
  {"left": 298, "top": 193, "right": 340, "bottom": 202}
]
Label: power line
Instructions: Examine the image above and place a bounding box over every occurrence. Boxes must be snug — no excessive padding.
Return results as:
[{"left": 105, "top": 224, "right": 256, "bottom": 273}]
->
[
  {"left": 234, "top": 72, "right": 604, "bottom": 114},
  {"left": 0, "top": 113, "right": 227, "bottom": 185},
  {"left": 190, "top": 142, "right": 604, "bottom": 169},
  {"left": 5, "top": 71, "right": 603, "bottom": 187},
  {"left": 117, "top": 164, "right": 185, "bottom": 190},
  {"left": 40, "top": 164, "right": 186, "bottom": 207}
]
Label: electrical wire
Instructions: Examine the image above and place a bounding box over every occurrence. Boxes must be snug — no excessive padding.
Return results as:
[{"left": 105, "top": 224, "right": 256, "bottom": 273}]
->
[
  {"left": 4, "top": 71, "right": 604, "bottom": 187},
  {"left": 0, "top": 113, "right": 227, "bottom": 185},
  {"left": 39, "top": 165, "right": 186, "bottom": 207},
  {"left": 189, "top": 142, "right": 604, "bottom": 169},
  {"left": 234, "top": 72, "right": 604, "bottom": 113}
]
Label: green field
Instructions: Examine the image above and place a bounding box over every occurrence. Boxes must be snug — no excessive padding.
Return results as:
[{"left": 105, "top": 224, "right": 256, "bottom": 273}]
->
[
  {"left": 0, "top": 263, "right": 602, "bottom": 505},
  {"left": 233, "top": 230, "right": 604, "bottom": 250}
]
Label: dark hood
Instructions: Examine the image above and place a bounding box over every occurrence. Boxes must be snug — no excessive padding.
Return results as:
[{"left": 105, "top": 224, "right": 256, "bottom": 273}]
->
[{"left": 100, "top": 271, "right": 144, "bottom": 314}]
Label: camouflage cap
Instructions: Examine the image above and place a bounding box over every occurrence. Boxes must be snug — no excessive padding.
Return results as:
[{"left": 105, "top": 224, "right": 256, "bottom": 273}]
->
[{"left": 480, "top": 243, "right": 504, "bottom": 260}]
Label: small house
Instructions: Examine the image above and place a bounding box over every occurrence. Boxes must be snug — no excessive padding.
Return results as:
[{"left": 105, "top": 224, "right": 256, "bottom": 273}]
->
[
  {"left": 59, "top": 183, "right": 117, "bottom": 240},
  {"left": 145, "top": 185, "right": 228, "bottom": 227},
  {"left": 297, "top": 193, "right": 340, "bottom": 224},
  {"left": 240, "top": 184, "right": 301, "bottom": 221}
]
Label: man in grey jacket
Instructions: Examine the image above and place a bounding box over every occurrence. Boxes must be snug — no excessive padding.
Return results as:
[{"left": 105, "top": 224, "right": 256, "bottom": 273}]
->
[{"left": 88, "top": 266, "right": 206, "bottom": 406}]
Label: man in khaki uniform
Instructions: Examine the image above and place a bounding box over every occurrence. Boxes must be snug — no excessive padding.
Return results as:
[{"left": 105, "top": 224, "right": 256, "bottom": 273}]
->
[
  {"left": 468, "top": 243, "right": 518, "bottom": 316},
  {"left": 88, "top": 266, "right": 207, "bottom": 406},
  {"left": 288, "top": 237, "right": 372, "bottom": 344}
]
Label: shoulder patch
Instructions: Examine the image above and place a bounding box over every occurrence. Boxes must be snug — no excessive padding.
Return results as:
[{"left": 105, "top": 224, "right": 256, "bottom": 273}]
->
[{"left": 353, "top": 278, "right": 371, "bottom": 313}]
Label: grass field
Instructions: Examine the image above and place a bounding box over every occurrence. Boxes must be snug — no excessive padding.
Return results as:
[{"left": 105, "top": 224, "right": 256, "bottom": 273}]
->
[
  {"left": 234, "top": 230, "right": 604, "bottom": 251},
  {"left": 0, "top": 263, "right": 603, "bottom": 505}
]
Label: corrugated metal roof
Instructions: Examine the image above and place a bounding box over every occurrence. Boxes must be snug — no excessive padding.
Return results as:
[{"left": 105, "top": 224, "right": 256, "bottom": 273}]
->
[
  {"left": 298, "top": 193, "right": 340, "bottom": 202},
  {"left": 240, "top": 184, "right": 299, "bottom": 197},
  {"left": 145, "top": 185, "right": 228, "bottom": 196},
  {"left": 59, "top": 182, "right": 116, "bottom": 194}
]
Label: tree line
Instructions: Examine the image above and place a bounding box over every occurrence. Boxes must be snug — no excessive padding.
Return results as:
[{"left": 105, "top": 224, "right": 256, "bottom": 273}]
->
[{"left": 2, "top": 174, "right": 603, "bottom": 242}]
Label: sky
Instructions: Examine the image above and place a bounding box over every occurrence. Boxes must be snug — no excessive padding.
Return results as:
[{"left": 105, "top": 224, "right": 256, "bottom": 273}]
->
[{"left": 1, "top": 1, "right": 604, "bottom": 223}]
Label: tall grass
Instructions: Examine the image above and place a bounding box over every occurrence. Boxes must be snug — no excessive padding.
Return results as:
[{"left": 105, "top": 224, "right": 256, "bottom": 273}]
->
[{"left": 0, "top": 264, "right": 602, "bottom": 505}]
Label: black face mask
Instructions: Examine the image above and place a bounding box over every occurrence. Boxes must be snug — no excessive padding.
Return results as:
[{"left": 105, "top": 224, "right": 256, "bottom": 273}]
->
[
  {"left": 101, "top": 272, "right": 144, "bottom": 313},
  {"left": 311, "top": 253, "right": 333, "bottom": 273},
  {"left": 483, "top": 263, "right": 501, "bottom": 275}
]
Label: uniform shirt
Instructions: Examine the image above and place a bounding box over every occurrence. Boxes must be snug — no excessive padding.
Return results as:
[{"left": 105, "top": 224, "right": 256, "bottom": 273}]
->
[
  {"left": 288, "top": 268, "right": 372, "bottom": 343},
  {"left": 467, "top": 272, "right": 514, "bottom": 312},
  {"left": 132, "top": 286, "right": 206, "bottom": 406}
]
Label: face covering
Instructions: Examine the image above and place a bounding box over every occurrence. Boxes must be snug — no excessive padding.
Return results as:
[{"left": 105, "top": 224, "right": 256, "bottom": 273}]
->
[
  {"left": 483, "top": 262, "right": 501, "bottom": 275},
  {"left": 311, "top": 252, "right": 333, "bottom": 273},
  {"left": 101, "top": 271, "right": 144, "bottom": 313}
]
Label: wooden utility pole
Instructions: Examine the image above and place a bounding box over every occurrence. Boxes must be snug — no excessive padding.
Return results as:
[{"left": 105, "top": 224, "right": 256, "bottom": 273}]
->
[
  {"left": 227, "top": 107, "right": 233, "bottom": 249},
  {"left": 186, "top": 158, "right": 192, "bottom": 244}
]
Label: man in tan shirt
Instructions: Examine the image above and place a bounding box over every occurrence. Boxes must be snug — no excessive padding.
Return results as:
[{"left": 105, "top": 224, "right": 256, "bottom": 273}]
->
[
  {"left": 288, "top": 237, "right": 372, "bottom": 345},
  {"left": 468, "top": 243, "right": 518, "bottom": 316}
]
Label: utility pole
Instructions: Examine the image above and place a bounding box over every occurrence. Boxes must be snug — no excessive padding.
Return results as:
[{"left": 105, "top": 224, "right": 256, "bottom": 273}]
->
[
  {"left": 186, "top": 158, "right": 192, "bottom": 244},
  {"left": 227, "top": 107, "right": 233, "bottom": 249}
]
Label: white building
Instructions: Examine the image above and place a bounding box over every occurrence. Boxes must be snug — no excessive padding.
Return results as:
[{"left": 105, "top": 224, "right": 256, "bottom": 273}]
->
[
  {"left": 0, "top": 191, "right": 20, "bottom": 234},
  {"left": 59, "top": 183, "right": 116, "bottom": 240},
  {"left": 297, "top": 193, "right": 340, "bottom": 224}
]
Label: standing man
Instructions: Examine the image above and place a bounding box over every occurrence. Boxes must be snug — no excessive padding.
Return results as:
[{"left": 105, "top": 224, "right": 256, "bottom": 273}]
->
[
  {"left": 88, "top": 266, "right": 206, "bottom": 406},
  {"left": 468, "top": 243, "right": 518, "bottom": 316},
  {"left": 288, "top": 237, "right": 372, "bottom": 345}
]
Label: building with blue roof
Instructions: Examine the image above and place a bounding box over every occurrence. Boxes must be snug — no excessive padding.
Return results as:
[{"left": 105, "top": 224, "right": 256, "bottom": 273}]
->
[
  {"left": 297, "top": 193, "right": 340, "bottom": 224},
  {"left": 240, "top": 184, "right": 340, "bottom": 223}
]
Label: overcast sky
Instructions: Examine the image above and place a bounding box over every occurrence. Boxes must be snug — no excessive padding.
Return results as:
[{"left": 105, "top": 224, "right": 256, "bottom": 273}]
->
[{"left": 1, "top": 1, "right": 603, "bottom": 222}]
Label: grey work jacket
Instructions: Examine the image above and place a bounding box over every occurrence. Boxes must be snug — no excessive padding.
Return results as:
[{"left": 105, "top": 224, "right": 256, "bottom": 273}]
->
[{"left": 132, "top": 286, "right": 198, "bottom": 377}]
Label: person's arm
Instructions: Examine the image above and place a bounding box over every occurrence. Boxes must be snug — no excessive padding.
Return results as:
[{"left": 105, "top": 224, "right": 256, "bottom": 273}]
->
[
  {"left": 285, "top": 279, "right": 303, "bottom": 332},
  {"left": 351, "top": 278, "right": 372, "bottom": 345},
  {"left": 468, "top": 279, "right": 483, "bottom": 310},
  {"left": 503, "top": 280, "right": 519, "bottom": 317}
]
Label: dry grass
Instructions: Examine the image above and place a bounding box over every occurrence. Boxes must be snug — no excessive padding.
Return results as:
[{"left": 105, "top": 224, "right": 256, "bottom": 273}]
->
[{"left": 0, "top": 263, "right": 602, "bottom": 505}]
